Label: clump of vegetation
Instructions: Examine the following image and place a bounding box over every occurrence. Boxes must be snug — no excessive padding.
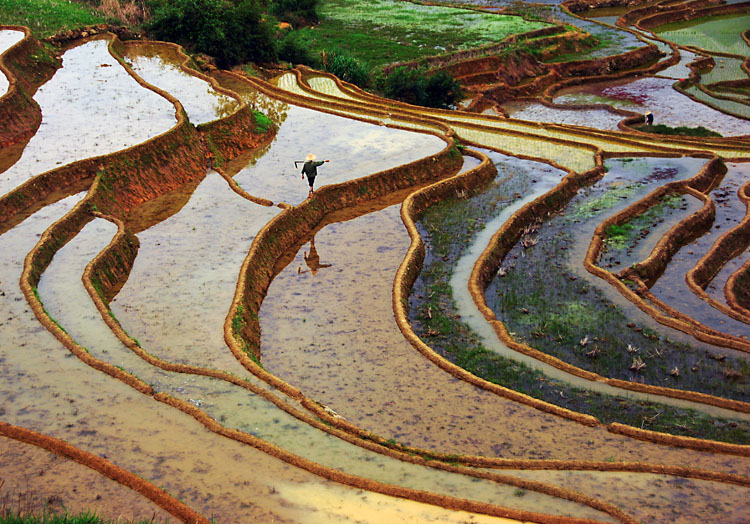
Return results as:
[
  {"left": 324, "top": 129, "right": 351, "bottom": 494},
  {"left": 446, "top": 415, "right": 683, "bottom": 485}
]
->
[
  {"left": 277, "top": 29, "right": 320, "bottom": 67},
  {"left": 376, "top": 66, "right": 463, "bottom": 109},
  {"left": 270, "top": 0, "right": 319, "bottom": 27},
  {"left": 410, "top": 167, "right": 749, "bottom": 444},
  {"left": 321, "top": 48, "right": 370, "bottom": 88},
  {"left": 146, "top": 0, "right": 277, "bottom": 68},
  {"left": 634, "top": 124, "right": 723, "bottom": 138}
]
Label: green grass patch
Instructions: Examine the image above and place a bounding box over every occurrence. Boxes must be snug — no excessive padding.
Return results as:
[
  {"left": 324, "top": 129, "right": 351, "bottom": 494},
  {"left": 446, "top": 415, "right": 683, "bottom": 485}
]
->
[
  {"left": 633, "top": 124, "right": 723, "bottom": 138},
  {"left": 299, "top": 0, "right": 550, "bottom": 68},
  {"left": 0, "top": 0, "right": 109, "bottom": 38}
]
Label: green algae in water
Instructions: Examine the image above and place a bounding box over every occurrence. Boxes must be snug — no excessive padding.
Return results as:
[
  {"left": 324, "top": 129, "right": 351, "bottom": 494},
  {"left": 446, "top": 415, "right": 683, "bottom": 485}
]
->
[{"left": 411, "top": 153, "right": 749, "bottom": 442}]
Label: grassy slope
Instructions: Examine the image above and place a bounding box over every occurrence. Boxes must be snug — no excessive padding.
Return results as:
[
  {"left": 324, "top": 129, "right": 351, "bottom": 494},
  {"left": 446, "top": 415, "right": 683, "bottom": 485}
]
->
[
  {"left": 296, "top": 0, "right": 551, "bottom": 68},
  {"left": 0, "top": 0, "right": 108, "bottom": 37}
]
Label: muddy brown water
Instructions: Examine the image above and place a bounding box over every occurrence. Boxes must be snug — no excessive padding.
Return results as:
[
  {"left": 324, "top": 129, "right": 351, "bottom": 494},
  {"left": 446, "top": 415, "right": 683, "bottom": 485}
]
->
[
  {"left": 0, "top": 436, "right": 175, "bottom": 522},
  {"left": 649, "top": 162, "right": 750, "bottom": 339},
  {"left": 111, "top": 171, "right": 280, "bottom": 375},
  {"left": 0, "top": 29, "right": 24, "bottom": 95},
  {"left": 503, "top": 469, "right": 750, "bottom": 524},
  {"left": 259, "top": 153, "right": 750, "bottom": 483},
  {"left": 554, "top": 76, "right": 750, "bottom": 136},
  {"left": 0, "top": 38, "right": 176, "bottom": 197},
  {"left": 35, "top": 216, "right": 610, "bottom": 519},
  {"left": 122, "top": 43, "right": 238, "bottom": 125},
  {"left": 2, "top": 200, "right": 530, "bottom": 524}
]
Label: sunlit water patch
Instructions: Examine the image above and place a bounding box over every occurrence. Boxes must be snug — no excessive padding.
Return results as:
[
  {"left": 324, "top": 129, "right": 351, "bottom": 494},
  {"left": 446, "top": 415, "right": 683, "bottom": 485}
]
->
[
  {"left": 500, "top": 100, "right": 625, "bottom": 130},
  {"left": 34, "top": 217, "right": 613, "bottom": 522},
  {"left": 0, "top": 38, "right": 176, "bottom": 197},
  {"left": 554, "top": 76, "right": 750, "bottom": 136},
  {"left": 123, "top": 43, "right": 238, "bottom": 124},
  {"left": 111, "top": 172, "right": 280, "bottom": 375},
  {"left": 502, "top": 469, "right": 750, "bottom": 524},
  {"left": 232, "top": 104, "right": 446, "bottom": 205}
]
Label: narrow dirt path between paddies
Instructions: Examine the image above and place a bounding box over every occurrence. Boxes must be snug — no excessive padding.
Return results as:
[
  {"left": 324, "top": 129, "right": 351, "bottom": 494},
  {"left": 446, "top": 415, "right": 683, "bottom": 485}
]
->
[
  {"left": 0, "top": 37, "right": 176, "bottom": 198},
  {"left": 0, "top": 196, "right": 339, "bottom": 524},
  {"left": 482, "top": 155, "right": 750, "bottom": 405},
  {"left": 258, "top": 153, "right": 750, "bottom": 464},
  {"left": 2, "top": 4, "right": 750, "bottom": 521}
]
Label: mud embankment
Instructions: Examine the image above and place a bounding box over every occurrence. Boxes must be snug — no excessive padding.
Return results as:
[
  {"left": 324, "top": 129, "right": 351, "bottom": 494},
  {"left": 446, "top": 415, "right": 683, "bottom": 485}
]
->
[{"left": 0, "top": 26, "right": 59, "bottom": 151}]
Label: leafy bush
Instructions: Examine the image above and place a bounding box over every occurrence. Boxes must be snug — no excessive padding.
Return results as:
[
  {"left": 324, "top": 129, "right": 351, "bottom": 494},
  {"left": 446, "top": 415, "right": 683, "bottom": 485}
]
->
[
  {"left": 278, "top": 30, "right": 319, "bottom": 67},
  {"left": 146, "top": 0, "right": 276, "bottom": 68},
  {"left": 270, "top": 0, "right": 319, "bottom": 26},
  {"left": 322, "top": 49, "right": 370, "bottom": 88},
  {"left": 377, "top": 66, "right": 463, "bottom": 109}
]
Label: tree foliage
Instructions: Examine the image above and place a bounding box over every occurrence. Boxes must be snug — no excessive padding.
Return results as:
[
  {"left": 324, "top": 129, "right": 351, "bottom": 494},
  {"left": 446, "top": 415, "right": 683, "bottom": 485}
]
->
[
  {"left": 377, "top": 66, "right": 463, "bottom": 109},
  {"left": 146, "top": 0, "right": 276, "bottom": 68}
]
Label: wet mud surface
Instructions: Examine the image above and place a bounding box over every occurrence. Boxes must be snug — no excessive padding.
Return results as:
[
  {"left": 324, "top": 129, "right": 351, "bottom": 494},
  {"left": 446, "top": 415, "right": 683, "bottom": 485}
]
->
[
  {"left": 0, "top": 436, "right": 175, "bottom": 523},
  {"left": 649, "top": 162, "right": 750, "bottom": 339},
  {"left": 484, "top": 157, "right": 750, "bottom": 404},
  {"left": 111, "top": 172, "right": 280, "bottom": 374}
]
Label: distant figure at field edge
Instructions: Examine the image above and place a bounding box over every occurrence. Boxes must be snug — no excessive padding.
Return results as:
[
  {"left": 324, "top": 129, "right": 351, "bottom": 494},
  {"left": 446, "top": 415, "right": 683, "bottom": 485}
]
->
[{"left": 645, "top": 111, "right": 654, "bottom": 125}]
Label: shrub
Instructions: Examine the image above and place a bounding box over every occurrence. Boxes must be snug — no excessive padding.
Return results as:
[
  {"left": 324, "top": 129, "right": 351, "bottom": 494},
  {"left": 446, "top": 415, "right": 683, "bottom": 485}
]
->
[
  {"left": 377, "top": 66, "right": 463, "bottom": 109},
  {"left": 278, "top": 30, "right": 319, "bottom": 67},
  {"left": 146, "top": 0, "right": 277, "bottom": 68},
  {"left": 270, "top": 0, "right": 319, "bottom": 26},
  {"left": 322, "top": 49, "right": 370, "bottom": 88}
]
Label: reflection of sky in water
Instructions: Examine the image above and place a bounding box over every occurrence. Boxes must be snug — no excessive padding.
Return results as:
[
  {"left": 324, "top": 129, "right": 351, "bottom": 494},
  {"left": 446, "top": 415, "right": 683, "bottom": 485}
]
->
[
  {"left": 37, "top": 221, "right": 611, "bottom": 522},
  {"left": 0, "top": 39, "right": 176, "bottom": 198},
  {"left": 502, "top": 100, "right": 624, "bottom": 130},
  {"left": 554, "top": 76, "right": 750, "bottom": 136},
  {"left": 112, "top": 172, "right": 280, "bottom": 374},
  {"left": 124, "top": 46, "right": 238, "bottom": 124},
  {"left": 0, "top": 30, "right": 24, "bottom": 94},
  {"left": 233, "top": 104, "right": 446, "bottom": 205},
  {"left": 650, "top": 164, "right": 750, "bottom": 339}
]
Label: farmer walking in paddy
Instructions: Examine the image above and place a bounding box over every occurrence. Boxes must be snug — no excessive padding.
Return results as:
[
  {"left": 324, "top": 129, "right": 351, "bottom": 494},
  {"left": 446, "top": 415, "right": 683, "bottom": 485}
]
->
[{"left": 300, "top": 153, "right": 329, "bottom": 197}]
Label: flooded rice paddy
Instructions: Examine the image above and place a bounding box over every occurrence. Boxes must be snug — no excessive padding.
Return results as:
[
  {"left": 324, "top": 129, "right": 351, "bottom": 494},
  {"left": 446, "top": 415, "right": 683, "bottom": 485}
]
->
[
  {"left": 0, "top": 37, "right": 176, "bottom": 198},
  {"left": 553, "top": 76, "right": 750, "bottom": 136},
  {"left": 2, "top": 2, "right": 750, "bottom": 522}
]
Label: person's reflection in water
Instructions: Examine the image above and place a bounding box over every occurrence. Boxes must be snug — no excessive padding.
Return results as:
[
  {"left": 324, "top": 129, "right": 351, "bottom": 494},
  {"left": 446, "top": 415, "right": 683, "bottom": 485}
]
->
[{"left": 298, "top": 237, "right": 332, "bottom": 275}]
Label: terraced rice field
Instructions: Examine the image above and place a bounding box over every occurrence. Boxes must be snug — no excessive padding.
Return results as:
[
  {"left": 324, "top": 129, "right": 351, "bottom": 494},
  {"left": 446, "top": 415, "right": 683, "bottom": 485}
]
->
[{"left": 1, "top": 1, "right": 749, "bottom": 523}]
